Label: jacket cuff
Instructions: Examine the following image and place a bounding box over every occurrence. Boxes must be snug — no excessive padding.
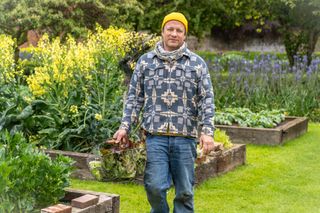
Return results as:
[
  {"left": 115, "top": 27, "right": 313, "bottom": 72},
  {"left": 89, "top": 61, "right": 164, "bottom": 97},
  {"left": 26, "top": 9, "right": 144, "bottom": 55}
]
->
[
  {"left": 119, "top": 122, "right": 130, "bottom": 133},
  {"left": 200, "top": 126, "right": 214, "bottom": 137}
]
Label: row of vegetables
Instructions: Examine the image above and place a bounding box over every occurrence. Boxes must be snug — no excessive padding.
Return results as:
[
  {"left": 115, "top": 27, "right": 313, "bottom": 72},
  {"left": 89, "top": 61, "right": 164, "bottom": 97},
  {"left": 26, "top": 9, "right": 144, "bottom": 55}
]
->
[{"left": 215, "top": 108, "right": 285, "bottom": 128}]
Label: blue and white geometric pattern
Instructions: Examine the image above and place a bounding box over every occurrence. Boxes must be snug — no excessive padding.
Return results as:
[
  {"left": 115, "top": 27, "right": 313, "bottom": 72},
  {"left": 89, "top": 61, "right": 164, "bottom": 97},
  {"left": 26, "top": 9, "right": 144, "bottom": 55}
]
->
[{"left": 120, "top": 47, "right": 215, "bottom": 138}]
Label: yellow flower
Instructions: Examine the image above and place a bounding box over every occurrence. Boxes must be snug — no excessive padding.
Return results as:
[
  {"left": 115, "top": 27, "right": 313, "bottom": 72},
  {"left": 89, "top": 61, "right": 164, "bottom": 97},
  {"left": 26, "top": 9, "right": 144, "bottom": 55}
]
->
[
  {"left": 129, "top": 62, "right": 136, "bottom": 70},
  {"left": 23, "top": 96, "right": 33, "bottom": 104},
  {"left": 70, "top": 105, "right": 78, "bottom": 114},
  {"left": 95, "top": 113, "right": 102, "bottom": 121},
  {"left": 82, "top": 100, "right": 88, "bottom": 106},
  {"left": 23, "top": 26, "right": 159, "bottom": 106},
  {"left": 0, "top": 34, "right": 16, "bottom": 84},
  {"left": 245, "top": 14, "right": 252, "bottom": 20}
]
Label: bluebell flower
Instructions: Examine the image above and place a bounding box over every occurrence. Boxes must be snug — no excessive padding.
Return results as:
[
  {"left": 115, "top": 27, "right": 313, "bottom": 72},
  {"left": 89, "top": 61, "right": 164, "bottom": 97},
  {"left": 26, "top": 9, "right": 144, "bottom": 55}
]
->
[{"left": 306, "top": 66, "right": 313, "bottom": 77}]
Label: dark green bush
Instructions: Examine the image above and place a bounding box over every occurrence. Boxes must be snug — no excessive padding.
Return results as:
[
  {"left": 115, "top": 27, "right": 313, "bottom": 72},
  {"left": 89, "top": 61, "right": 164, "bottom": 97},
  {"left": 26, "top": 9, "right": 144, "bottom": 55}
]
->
[{"left": 0, "top": 131, "right": 74, "bottom": 212}]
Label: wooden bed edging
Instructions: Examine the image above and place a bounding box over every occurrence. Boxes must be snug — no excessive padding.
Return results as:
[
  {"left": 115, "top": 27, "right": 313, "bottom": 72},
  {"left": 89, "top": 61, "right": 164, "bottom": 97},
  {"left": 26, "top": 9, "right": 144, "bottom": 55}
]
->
[{"left": 215, "top": 116, "right": 308, "bottom": 145}]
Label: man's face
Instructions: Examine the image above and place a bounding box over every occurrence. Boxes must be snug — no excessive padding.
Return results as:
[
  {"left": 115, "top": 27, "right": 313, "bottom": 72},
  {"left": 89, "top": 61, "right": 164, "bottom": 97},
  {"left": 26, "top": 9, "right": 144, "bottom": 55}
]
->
[{"left": 162, "top": 20, "right": 186, "bottom": 51}]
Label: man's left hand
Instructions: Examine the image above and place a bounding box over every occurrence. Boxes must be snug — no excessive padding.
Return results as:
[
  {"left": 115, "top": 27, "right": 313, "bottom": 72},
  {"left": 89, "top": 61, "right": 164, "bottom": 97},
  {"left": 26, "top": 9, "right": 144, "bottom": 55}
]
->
[{"left": 199, "top": 135, "right": 215, "bottom": 155}]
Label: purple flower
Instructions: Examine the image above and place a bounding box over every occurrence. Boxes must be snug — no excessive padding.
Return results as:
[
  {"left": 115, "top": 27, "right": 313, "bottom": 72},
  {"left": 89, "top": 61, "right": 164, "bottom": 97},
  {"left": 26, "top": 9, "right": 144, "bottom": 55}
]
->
[
  {"left": 295, "top": 70, "right": 302, "bottom": 81},
  {"left": 307, "top": 66, "right": 313, "bottom": 77},
  {"left": 274, "top": 62, "right": 280, "bottom": 70}
]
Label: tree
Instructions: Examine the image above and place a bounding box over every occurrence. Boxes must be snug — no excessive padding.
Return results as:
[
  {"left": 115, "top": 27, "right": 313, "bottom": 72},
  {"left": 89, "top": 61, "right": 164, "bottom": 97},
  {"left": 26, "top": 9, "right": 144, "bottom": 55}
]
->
[
  {"left": 0, "top": 0, "right": 143, "bottom": 62},
  {"left": 0, "top": 0, "right": 143, "bottom": 46},
  {"left": 269, "top": 0, "right": 320, "bottom": 65},
  {"left": 135, "top": 0, "right": 268, "bottom": 39}
]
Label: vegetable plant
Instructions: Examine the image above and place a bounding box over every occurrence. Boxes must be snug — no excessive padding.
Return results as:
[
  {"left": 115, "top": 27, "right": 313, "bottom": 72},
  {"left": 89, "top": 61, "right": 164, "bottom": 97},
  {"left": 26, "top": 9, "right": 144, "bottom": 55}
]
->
[
  {"left": 214, "top": 108, "right": 285, "bottom": 128},
  {"left": 0, "top": 130, "right": 73, "bottom": 211}
]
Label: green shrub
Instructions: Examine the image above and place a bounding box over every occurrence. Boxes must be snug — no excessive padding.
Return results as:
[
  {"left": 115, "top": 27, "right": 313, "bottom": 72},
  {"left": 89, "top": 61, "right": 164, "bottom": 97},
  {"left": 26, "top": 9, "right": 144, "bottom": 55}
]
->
[
  {"left": 0, "top": 130, "right": 73, "bottom": 211},
  {"left": 14, "top": 27, "right": 159, "bottom": 153},
  {"left": 314, "top": 52, "right": 320, "bottom": 58},
  {"left": 196, "top": 51, "right": 220, "bottom": 61},
  {"left": 214, "top": 128, "right": 233, "bottom": 149}
]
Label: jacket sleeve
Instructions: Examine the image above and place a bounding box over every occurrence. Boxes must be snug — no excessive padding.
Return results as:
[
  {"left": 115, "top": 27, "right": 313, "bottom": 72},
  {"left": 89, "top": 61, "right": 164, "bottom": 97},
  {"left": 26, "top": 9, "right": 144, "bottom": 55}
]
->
[
  {"left": 119, "top": 57, "right": 145, "bottom": 133},
  {"left": 197, "top": 62, "right": 215, "bottom": 136}
]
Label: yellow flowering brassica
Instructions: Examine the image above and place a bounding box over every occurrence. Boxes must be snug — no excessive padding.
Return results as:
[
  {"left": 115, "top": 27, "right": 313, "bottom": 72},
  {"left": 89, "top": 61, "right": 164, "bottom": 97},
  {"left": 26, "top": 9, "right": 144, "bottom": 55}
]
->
[
  {"left": 69, "top": 105, "right": 79, "bottom": 114},
  {"left": 25, "top": 26, "right": 159, "bottom": 98},
  {"left": 0, "top": 35, "right": 16, "bottom": 83},
  {"left": 95, "top": 113, "right": 103, "bottom": 121}
]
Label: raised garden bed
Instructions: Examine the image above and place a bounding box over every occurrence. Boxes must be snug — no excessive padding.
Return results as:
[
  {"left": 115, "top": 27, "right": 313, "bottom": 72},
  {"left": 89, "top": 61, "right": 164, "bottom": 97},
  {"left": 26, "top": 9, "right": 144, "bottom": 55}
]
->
[
  {"left": 45, "top": 150, "right": 99, "bottom": 180},
  {"left": 45, "top": 144, "right": 246, "bottom": 185},
  {"left": 215, "top": 116, "right": 308, "bottom": 145},
  {"left": 195, "top": 144, "right": 246, "bottom": 184},
  {"left": 41, "top": 188, "right": 119, "bottom": 213}
]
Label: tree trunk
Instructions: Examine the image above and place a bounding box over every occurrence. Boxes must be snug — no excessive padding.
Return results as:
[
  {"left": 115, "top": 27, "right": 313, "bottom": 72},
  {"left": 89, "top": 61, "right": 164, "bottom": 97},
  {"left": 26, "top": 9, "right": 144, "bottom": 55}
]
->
[
  {"left": 14, "top": 30, "right": 27, "bottom": 64},
  {"left": 283, "top": 29, "right": 319, "bottom": 67},
  {"left": 306, "top": 30, "right": 319, "bottom": 66},
  {"left": 283, "top": 30, "right": 302, "bottom": 67}
]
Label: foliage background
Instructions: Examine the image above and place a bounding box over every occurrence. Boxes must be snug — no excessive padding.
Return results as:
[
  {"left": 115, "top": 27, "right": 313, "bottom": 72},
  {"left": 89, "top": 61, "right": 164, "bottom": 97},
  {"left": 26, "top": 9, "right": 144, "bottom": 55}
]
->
[
  {"left": 0, "top": 27, "right": 159, "bottom": 152},
  {"left": 0, "top": 0, "right": 319, "bottom": 150},
  {"left": 0, "top": 131, "right": 73, "bottom": 211}
]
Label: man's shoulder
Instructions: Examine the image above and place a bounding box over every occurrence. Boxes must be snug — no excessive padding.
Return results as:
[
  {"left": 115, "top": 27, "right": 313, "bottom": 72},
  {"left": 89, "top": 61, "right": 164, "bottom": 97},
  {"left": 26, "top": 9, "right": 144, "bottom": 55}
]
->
[
  {"left": 138, "top": 50, "right": 156, "bottom": 62},
  {"left": 185, "top": 48, "right": 207, "bottom": 66},
  {"left": 135, "top": 51, "right": 157, "bottom": 71}
]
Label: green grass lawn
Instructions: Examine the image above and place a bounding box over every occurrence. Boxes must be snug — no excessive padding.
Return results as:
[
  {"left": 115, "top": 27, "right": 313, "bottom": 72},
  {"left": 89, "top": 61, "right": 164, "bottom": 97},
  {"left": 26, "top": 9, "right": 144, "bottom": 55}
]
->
[{"left": 71, "top": 123, "right": 320, "bottom": 213}]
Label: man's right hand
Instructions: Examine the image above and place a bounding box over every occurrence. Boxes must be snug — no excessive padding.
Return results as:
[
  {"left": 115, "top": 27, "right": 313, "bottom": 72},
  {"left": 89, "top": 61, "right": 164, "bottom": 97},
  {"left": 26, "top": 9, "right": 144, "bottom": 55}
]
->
[{"left": 112, "top": 129, "right": 129, "bottom": 145}]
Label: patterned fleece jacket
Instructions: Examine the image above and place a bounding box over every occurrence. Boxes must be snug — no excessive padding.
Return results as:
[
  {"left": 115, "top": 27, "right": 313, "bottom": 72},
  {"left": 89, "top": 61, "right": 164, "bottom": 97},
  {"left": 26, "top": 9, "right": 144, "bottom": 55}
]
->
[{"left": 119, "top": 42, "right": 215, "bottom": 138}]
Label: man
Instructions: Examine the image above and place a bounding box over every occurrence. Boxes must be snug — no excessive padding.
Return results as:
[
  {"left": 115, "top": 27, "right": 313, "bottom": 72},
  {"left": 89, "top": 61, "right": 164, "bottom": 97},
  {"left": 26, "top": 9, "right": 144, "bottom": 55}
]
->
[{"left": 113, "top": 12, "right": 215, "bottom": 213}]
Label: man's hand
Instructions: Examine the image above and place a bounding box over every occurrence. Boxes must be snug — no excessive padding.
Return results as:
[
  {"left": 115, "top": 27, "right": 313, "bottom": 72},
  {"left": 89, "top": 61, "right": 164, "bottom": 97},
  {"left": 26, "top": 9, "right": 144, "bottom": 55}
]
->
[
  {"left": 199, "top": 135, "right": 215, "bottom": 155},
  {"left": 112, "top": 129, "right": 129, "bottom": 146}
]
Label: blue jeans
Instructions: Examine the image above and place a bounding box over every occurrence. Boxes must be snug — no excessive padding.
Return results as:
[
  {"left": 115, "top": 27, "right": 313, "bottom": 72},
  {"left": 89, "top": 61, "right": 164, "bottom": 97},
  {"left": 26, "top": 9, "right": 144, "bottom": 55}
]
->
[{"left": 144, "top": 134, "right": 197, "bottom": 213}]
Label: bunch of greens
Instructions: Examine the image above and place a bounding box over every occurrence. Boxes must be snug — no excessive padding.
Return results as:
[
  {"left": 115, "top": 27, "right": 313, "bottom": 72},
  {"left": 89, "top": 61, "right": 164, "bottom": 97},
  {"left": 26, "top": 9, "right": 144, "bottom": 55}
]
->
[
  {"left": 99, "top": 142, "right": 146, "bottom": 181},
  {"left": 214, "top": 128, "right": 233, "bottom": 149},
  {"left": 215, "top": 108, "right": 285, "bottom": 128},
  {"left": 196, "top": 128, "right": 233, "bottom": 165},
  {"left": 0, "top": 130, "right": 73, "bottom": 212}
]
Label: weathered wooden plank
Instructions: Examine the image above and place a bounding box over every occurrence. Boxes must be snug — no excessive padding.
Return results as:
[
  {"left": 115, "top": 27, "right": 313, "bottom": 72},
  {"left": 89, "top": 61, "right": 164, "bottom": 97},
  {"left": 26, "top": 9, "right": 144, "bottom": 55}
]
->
[
  {"left": 195, "top": 144, "right": 246, "bottom": 184},
  {"left": 216, "top": 116, "right": 308, "bottom": 145},
  {"left": 45, "top": 150, "right": 100, "bottom": 180},
  {"left": 281, "top": 117, "right": 308, "bottom": 143}
]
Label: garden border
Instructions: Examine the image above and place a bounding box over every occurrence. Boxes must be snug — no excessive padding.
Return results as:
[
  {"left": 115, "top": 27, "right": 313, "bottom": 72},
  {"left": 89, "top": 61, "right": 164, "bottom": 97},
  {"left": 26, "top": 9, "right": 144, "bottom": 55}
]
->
[
  {"left": 45, "top": 150, "right": 98, "bottom": 180},
  {"left": 45, "top": 144, "right": 246, "bottom": 185},
  {"left": 215, "top": 116, "right": 308, "bottom": 145},
  {"left": 195, "top": 144, "right": 246, "bottom": 184}
]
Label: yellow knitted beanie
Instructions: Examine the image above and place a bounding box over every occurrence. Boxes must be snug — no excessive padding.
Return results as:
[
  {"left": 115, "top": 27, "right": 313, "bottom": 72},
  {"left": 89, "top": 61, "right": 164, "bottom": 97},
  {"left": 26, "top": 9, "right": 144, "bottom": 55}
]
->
[{"left": 161, "top": 12, "right": 188, "bottom": 33}]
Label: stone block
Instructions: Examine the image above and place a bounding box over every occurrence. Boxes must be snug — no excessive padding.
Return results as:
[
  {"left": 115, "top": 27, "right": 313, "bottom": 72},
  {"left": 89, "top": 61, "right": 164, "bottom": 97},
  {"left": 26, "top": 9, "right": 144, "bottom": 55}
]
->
[
  {"left": 71, "top": 194, "right": 99, "bottom": 209},
  {"left": 41, "top": 204, "right": 72, "bottom": 213}
]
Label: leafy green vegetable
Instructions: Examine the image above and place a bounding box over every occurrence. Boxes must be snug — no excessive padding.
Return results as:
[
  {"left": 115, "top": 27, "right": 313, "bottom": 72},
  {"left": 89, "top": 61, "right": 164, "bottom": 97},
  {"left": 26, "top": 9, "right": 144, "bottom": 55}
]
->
[
  {"left": 215, "top": 108, "right": 285, "bottom": 128},
  {"left": 0, "top": 130, "right": 74, "bottom": 211},
  {"left": 214, "top": 128, "right": 233, "bottom": 149},
  {"left": 100, "top": 141, "right": 146, "bottom": 181},
  {"left": 88, "top": 160, "right": 103, "bottom": 181}
]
